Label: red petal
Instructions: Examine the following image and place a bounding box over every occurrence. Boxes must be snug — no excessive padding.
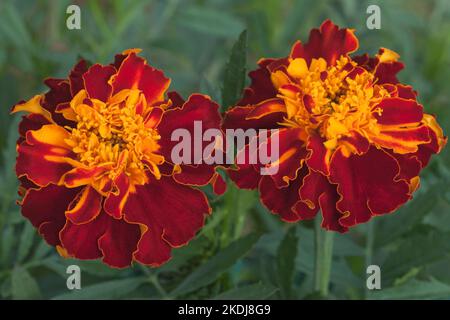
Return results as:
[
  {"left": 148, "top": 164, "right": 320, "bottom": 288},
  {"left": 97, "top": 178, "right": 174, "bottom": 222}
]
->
[
  {"left": 306, "top": 134, "right": 332, "bottom": 175},
  {"left": 173, "top": 164, "right": 215, "bottom": 186},
  {"left": 83, "top": 64, "right": 116, "bottom": 102},
  {"left": 246, "top": 98, "right": 286, "bottom": 120},
  {"left": 112, "top": 52, "right": 170, "bottom": 105},
  {"left": 98, "top": 218, "right": 140, "bottom": 268},
  {"left": 158, "top": 94, "right": 222, "bottom": 163},
  {"left": 60, "top": 212, "right": 109, "bottom": 260},
  {"left": 21, "top": 185, "right": 80, "bottom": 246},
  {"left": 62, "top": 165, "right": 109, "bottom": 188},
  {"left": 264, "top": 128, "right": 307, "bottom": 188},
  {"left": 374, "top": 98, "right": 423, "bottom": 125},
  {"left": 290, "top": 20, "right": 359, "bottom": 65},
  {"left": 370, "top": 125, "right": 430, "bottom": 154},
  {"left": 124, "top": 176, "right": 210, "bottom": 247},
  {"left": 69, "top": 60, "right": 88, "bottom": 96},
  {"left": 212, "top": 173, "right": 227, "bottom": 195},
  {"left": 132, "top": 224, "right": 171, "bottom": 266},
  {"left": 16, "top": 125, "right": 74, "bottom": 186},
  {"left": 66, "top": 186, "right": 102, "bottom": 224},
  {"left": 259, "top": 168, "right": 314, "bottom": 222},
  {"left": 104, "top": 173, "right": 130, "bottom": 219},
  {"left": 223, "top": 105, "right": 284, "bottom": 131},
  {"left": 167, "top": 91, "right": 185, "bottom": 109},
  {"left": 299, "top": 170, "right": 347, "bottom": 232},
  {"left": 239, "top": 59, "right": 279, "bottom": 106},
  {"left": 329, "top": 147, "right": 410, "bottom": 227}
]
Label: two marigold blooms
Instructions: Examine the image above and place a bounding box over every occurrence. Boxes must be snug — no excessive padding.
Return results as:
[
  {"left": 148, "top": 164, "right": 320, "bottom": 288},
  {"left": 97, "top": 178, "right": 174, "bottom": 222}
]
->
[{"left": 12, "top": 21, "right": 446, "bottom": 268}]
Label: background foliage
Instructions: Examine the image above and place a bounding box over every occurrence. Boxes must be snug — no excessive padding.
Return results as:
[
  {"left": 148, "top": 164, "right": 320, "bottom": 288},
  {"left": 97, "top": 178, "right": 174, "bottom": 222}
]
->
[{"left": 0, "top": 0, "right": 449, "bottom": 300}]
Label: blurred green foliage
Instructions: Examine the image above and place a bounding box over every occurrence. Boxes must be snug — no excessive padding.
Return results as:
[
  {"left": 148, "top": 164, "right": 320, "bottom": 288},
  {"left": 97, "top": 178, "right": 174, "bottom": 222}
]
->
[{"left": 0, "top": 0, "right": 449, "bottom": 300}]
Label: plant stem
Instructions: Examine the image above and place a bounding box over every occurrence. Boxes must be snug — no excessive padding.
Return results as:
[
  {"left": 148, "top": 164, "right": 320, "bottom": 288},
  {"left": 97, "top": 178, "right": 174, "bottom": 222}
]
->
[
  {"left": 314, "top": 216, "right": 334, "bottom": 298},
  {"left": 149, "top": 275, "right": 170, "bottom": 299}
]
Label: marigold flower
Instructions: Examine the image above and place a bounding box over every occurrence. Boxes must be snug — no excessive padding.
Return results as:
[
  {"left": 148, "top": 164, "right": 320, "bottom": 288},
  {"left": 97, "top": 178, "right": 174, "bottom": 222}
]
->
[
  {"left": 12, "top": 49, "right": 224, "bottom": 267},
  {"left": 223, "top": 20, "right": 447, "bottom": 232}
]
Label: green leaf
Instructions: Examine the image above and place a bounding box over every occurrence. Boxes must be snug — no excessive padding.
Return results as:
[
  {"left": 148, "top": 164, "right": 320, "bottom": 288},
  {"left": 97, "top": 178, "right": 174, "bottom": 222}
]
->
[
  {"left": 17, "top": 222, "right": 35, "bottom": 263},
  {"left": 382, "top": 229, "right": 450, "bottom": 282},
  {"left": 177, "top": 6, "right": 244, "bottom": 38},
  {"left": 375, "top": 182, "right": 444, "bottom": 248},
  {"left": 171, "top": 233, "right": 260, "bottom": 297},
  {"left": 370, "top": 278, "right": 450, "bottom": 300},
  {"left": 11, "top": 267, "right": 42, "bottom": 299},
  {"left": 221, "top": 30, "right": 247, "bottom": 110},
  {"left": 213, "top": 283, "right": 278, "bottom": 300},
  {"left": 52, "top": 277, "right": 146, "bottom": 300},
  {"left": 276, "top": 227, "right": 298, "bottom": 299}
]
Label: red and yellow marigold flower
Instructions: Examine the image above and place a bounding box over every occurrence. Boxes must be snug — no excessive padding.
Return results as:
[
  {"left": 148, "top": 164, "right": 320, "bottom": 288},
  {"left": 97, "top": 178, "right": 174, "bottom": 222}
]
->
[
  {"left": 12, "top": 49, "right": 225, "bottom": 267},
  {"left": 223, "top": 20, "right": 447, "bottom": 232}
]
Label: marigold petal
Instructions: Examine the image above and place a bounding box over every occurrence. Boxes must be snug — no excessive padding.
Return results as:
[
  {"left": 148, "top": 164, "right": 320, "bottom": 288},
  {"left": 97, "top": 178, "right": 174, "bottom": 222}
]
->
[
  {"left": 66, "top": 186, "right": 102, "bottom": 224},
  {"left": 17, "top": 125, "right": 74, "bottom": 186},
  {"left": 21, "top": 185, "right": 80, "bottom": 246},
  {"left": 329, "top": 146, "right": 410, "bottom": 227},
  {"left": 290, "top": 19, "right": 359, "bottom": 65},
  {"left": 83, "top": 64, "right": 116, "bottom": 102},
  {"left": 124, "top": 175, "right": 210, "bottom": 248},
  {"left": 98, "top": 218, "right": 140, "bottom": 268},
  {"left": 111, "top": 52, "right": 170, "bottom": 106},
  {"left": 374, "top": 98, "right": 423, "bottom": 125}
]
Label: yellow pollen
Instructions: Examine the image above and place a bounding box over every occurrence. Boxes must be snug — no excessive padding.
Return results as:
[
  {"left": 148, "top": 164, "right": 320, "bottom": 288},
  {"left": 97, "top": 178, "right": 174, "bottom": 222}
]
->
[
  {"left": 65, "top": 89, "right": 164, "bottom": 190},
  {"left": 275, "top": 56, "right": 390, "bottom": 152}
]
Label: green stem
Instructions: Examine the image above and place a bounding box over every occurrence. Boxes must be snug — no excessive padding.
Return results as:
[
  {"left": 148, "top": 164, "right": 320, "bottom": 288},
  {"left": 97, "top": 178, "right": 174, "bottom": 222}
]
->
[
  {"left": 314, "top": 216, "right": 334, "bottom": 298},
  {"left": 149, "top": 275, "right": 170, "bottom": 300}
]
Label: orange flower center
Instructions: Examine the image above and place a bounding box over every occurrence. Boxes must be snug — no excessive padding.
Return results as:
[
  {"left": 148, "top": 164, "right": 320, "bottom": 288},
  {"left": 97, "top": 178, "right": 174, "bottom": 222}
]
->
[
  {"left": 272, "top": 55, "right": 391, "bottom": 152},
  {"left": 64, "top": 89, "right": 164, "bottom": 188}
]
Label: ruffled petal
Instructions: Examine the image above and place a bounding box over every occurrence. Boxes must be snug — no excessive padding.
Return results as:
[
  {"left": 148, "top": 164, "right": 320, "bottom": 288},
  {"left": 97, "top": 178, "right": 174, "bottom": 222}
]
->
[
  {"left": 104, "top": 173, "right": 130, "bottom": 219},
  {"left": 158, "top": 94, "right": 222, "bottom": 163},
  {"left": 16, "top": 125, "right": 74, "bottom": 186},
  {"left": 329, "top": 146, "right": 410, "bottom": 227},
  {"left": 66, "top": 186, "right": 102, "bottom": 224},
  {"left": 374, "top": 98, "right": 423, "bottom": 125},
  {"left": 298, "top": 170, "right": 347, "bottom": 232},
  {"left": 290, "top": 19, "right": 359, "bottom": 65},
  {"left": 259, "top": 167, "right": 314, "bottom": 222},
  {"left": 98, "top": 217, "right": 140, "bottom": 268},
  {"left": 21, "top": 185, "right": 80, "bottom": 246},
  {"left": 124, "top": 175, "right": 210, "bottom": 248},
  {"left": 60, "top": 212, "right": 109, "bottom": 260},
  {"left": 83, "top": 64, "right": 116, "bottom": 102},
  {"left": 112, "top": 52, "right": 170, "bottom": 106}
]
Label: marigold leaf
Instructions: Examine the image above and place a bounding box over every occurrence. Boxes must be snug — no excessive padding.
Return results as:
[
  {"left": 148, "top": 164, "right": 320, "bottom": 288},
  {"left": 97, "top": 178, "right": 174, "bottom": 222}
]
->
[
  {"left": 171, "top": 233, "right": 260, "bottom": 297},
  {"left": 11, "top": 267, "right": 42, "bottom": 300},
  {"left": 221, "top": 29, "right": 247, "bottom": 111},
  {"left": 276, "top": 226, "right": 298, "bottom": 299}
]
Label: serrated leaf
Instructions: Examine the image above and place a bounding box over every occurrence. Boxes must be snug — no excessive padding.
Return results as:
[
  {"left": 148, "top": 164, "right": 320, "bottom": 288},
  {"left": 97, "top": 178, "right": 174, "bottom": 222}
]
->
[
  {"left": 213, "top": 283, "right": 278, "bottom": 300},
  {"left": 52, "top": 277, "right": 146, "bottom": 300},
  {"left": 382, "top": 229, "right": 450, "bottom": 282},
  {"left": 171, "top": 233, "right": 260, "bottom": 297},
  {"left": 370, "top": 278, "right": 450, "bottom": 300},
  {"left": 11, "top": 267, "right": 42, "bottom": 299},
  {"left": 375, "top": 183, "right": 444, "bottom": 248},
  {"left": 221, "top": 30, "right": 247, "bottom": 110},
  {"left": 276, "top": 227, "right": 298, "bottom": 299}
]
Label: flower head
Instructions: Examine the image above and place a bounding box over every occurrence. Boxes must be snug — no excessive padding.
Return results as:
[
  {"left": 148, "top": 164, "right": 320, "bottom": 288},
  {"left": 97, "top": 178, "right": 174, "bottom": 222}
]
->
[
  {"left": 224, "top": 20, "right": 447, "bottom": 232},
  {"left": 13, "top": 49, "right": 224, "bottom": 267}
]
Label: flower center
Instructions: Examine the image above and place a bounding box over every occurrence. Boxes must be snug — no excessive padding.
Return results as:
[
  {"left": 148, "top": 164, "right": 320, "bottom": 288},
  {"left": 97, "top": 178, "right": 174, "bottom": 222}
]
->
[
  {"left": 272, "top": 55, "right": 390, "bottom": 150},
  {"left": 65, "top": 89, "right": 164, "bottom": 188}
]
